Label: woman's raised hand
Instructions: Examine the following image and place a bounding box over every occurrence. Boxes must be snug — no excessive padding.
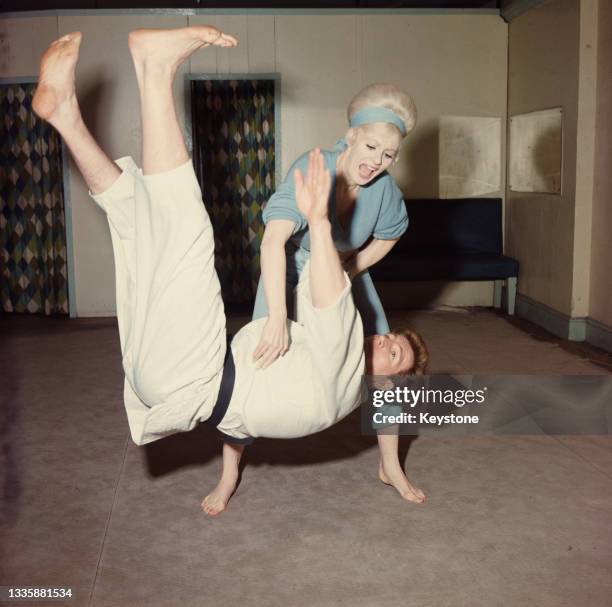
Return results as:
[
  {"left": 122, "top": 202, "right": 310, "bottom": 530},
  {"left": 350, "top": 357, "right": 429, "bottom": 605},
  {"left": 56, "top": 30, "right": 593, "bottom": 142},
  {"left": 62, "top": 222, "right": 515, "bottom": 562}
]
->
[
  {"left": 294, "top": 148, "right": 332, "bottom": 224},
  {"left": 252, "top": 314, "right": 289, "bottom": 369}
]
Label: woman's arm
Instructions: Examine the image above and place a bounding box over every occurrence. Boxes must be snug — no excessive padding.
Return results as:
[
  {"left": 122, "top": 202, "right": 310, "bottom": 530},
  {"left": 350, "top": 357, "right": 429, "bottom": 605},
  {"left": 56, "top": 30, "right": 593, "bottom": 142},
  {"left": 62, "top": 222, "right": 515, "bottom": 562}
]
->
[
  {"left": 345, "top": 237, "right": 399, "bottom": 278},
  {"left": 252, "top": 219, "right": 295, "bottom": 369}
]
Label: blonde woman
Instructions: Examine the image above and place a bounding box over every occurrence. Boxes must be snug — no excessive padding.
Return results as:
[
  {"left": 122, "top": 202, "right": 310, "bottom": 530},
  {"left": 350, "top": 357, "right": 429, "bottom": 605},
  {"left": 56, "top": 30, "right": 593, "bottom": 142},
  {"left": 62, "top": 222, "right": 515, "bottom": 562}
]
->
[
  {"left": 252, "top": 84, "right": 417, "bottom": 359},
  {"left": 252, "top": 85, "right": 424, "bottom": 504}
]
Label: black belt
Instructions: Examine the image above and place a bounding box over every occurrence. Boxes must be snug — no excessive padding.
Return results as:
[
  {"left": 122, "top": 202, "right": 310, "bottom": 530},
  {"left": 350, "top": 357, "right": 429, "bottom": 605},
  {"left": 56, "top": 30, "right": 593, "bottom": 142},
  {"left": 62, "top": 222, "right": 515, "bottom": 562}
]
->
[{"left": 203, "top": 344, "right": 254, "bottom": 445}]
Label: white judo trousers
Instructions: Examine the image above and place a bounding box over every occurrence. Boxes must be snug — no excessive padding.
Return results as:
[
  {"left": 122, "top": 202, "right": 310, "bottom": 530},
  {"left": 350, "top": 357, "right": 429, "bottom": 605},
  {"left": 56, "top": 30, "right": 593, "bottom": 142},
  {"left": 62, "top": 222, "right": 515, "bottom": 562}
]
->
[{"left": 91, "top": 157, "right": 226, "bottom": 445}]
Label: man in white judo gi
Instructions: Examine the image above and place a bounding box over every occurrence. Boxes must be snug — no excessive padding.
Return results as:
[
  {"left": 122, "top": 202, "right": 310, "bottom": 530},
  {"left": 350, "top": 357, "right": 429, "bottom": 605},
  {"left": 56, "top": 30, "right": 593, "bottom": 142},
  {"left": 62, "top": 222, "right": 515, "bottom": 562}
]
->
[{"left": 32, "top": 26, "right": 427, "bottom": 516}]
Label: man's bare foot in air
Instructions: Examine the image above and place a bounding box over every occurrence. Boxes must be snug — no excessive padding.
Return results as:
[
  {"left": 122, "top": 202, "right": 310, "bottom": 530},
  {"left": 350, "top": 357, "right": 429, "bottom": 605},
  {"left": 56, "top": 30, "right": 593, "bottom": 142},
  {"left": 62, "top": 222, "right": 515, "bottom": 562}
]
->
[
  {"left": 379, "top": 461, "right": 426, "bottom": 504},
  {"left": 201, "top": 470, "right": 239, "bottom": 517},
  {"left": 32, "top": 32, "right": 82, "bottom": 126},
  {"left": 128, "top": 25, "right": 237, "bottom": 77}
]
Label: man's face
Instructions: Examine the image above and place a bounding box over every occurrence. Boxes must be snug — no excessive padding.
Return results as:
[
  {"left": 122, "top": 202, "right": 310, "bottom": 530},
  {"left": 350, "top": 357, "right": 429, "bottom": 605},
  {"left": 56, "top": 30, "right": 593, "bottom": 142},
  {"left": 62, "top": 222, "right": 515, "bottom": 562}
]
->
[
  {"left": 343, "top": 123, "right": 402, "bottom": 186},
  {"left": 364, "top": 333, "right": 415, "bottom": 376}
]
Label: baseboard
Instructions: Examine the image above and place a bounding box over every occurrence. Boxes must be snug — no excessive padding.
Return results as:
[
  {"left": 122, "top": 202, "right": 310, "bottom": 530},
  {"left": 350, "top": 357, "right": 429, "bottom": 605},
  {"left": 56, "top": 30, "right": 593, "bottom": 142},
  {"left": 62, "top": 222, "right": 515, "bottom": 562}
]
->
[
  {"left": 516, "top": 294, "right": 612, "bottom": 353},
  {"left": 515, "top": 294, "right": 587, "bottom": 341},
  {"left": 74, "top": 309, "right": 117, "bottom": 318},
  {"left": 586, "top": 318, "right": 612, "bottom": 354}
]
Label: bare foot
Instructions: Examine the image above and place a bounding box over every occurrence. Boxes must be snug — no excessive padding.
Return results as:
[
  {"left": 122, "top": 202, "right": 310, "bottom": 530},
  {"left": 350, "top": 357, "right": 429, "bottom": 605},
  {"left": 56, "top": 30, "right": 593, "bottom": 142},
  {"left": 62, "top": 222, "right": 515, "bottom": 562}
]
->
[
  {"left": 379, "top": 462, "right": 426, "bottom": 504},
  {"left": 32, "top": 32, "right": 82, "bottom": 124},
  {"left": 128, "top": 26, "right": 238, "bottom": 75},
  {"left": 201, "top": 472, "right": 238, "bottom": 517}
]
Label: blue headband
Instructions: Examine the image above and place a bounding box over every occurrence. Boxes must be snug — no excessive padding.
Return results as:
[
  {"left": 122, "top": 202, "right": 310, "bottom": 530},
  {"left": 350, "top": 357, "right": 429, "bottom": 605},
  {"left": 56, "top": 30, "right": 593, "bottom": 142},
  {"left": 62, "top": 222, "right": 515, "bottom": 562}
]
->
[{"left": 349, "top": 106, "right": 407, "bottom": 135}]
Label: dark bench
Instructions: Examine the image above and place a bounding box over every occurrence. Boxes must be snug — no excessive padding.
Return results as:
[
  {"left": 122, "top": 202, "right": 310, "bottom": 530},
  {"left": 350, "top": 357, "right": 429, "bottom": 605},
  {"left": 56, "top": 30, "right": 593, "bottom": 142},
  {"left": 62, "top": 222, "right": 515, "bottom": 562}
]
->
[{"left": 369, "top": 198, "right": 519, "bottom": 314}]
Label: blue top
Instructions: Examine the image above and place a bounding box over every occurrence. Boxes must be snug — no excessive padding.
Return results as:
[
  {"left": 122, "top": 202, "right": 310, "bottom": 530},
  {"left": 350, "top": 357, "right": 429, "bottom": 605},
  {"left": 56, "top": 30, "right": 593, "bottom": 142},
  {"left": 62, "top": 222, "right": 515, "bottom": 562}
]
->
[{"left": 262, "top": 139, "right": 408, "bottom": 251}]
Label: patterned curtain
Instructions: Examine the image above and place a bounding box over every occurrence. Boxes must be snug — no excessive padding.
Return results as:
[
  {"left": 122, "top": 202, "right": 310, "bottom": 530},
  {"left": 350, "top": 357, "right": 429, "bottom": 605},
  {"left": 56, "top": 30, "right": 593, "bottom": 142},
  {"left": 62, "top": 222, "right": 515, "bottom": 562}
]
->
[
  {"left": 191, "top": 79, "right": 275, "bottom": 304},
  {"left": 0, "top": 83, "right": 69, "bottom": 315}
]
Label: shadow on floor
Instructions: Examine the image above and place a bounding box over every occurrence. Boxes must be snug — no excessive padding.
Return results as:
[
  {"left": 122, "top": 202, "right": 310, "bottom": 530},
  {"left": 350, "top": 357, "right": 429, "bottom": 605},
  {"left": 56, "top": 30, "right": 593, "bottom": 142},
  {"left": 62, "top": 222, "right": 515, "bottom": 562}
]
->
[{"left": 143, "top": 409, "right": 419, "bottom": 477}]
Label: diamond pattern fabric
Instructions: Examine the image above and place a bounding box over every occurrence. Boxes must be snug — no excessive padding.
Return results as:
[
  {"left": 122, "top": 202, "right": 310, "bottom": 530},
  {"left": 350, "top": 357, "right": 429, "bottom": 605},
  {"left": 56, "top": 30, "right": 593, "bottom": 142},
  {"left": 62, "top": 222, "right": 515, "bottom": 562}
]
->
[
  {"left": 191, "top": 79, "right": 275, "bottom": 303},
  {"left": 0, "top": 83, "right": 69, "bottom": 315}
]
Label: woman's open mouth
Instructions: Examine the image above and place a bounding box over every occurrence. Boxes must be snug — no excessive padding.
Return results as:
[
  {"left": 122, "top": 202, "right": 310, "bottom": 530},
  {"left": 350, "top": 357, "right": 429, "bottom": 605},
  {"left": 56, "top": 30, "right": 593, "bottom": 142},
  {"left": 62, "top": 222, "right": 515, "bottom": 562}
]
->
[{"left": 358, "top": 164, "right": 377, "bottom": 180}]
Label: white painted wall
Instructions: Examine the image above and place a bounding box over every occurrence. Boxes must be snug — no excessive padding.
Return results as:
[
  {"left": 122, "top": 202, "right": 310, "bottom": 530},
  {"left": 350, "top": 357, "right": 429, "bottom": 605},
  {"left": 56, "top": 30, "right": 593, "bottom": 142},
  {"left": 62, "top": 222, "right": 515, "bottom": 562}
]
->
[
  {"left": 1, "top": 12, "right": 508, "bottom": 315},
  {"left": 506, "top": 0, "right": 581, "bottom": 318},
  {"left": 506, "top": 0, "right": 610, "bottom": 332}
]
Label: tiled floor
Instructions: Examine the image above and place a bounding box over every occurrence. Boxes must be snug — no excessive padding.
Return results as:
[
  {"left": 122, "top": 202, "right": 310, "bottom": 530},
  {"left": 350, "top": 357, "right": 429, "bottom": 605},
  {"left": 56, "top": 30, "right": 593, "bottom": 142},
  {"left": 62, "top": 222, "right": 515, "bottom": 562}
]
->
[{"left": 1, "top": 309, "right": 611, "bottom": 607}]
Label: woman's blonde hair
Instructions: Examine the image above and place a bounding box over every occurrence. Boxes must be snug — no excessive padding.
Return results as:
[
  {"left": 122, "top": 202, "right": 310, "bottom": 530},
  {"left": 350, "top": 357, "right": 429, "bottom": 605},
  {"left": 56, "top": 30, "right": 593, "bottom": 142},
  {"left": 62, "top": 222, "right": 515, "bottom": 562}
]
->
[{"left": 347, "top": 83, "right": 417, "bottom": 137}]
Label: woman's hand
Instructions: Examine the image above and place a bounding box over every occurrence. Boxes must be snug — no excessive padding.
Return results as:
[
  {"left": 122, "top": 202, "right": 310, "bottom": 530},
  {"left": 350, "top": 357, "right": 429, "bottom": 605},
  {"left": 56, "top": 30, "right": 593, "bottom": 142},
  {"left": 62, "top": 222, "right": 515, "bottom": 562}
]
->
[
  {"left": 347, "top": 238, "right": 399, "bottom": 278},
  {"left": 252, "top": 314, "right": 289, "bottom": 369},
  {"left": 294, "top": 148, "right": 331, "bottom": 225},
  {"left": 342, "top": 252, "right": 361, "bottom": 280}
]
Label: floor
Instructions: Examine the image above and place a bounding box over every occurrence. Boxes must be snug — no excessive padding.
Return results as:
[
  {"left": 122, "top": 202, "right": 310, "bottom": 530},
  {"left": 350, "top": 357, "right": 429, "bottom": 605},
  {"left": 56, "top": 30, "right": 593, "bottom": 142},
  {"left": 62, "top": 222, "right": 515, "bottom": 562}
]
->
[{"left": 1, "top": 308, "right": 611, "bottom": 607}]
